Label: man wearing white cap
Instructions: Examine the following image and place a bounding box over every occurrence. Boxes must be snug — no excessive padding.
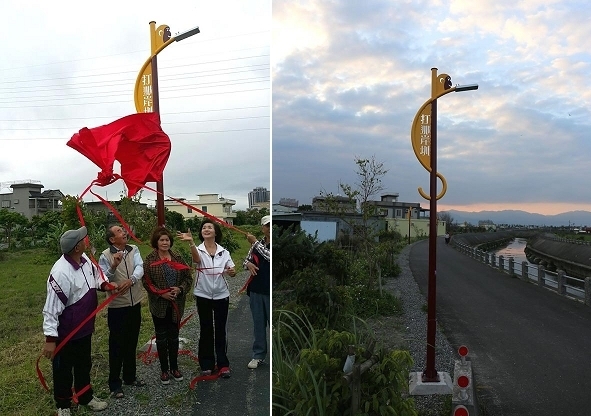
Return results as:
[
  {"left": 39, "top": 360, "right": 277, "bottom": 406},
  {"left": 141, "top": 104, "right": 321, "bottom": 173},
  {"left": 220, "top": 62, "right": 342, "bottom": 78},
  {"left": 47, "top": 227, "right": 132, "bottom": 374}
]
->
[
  {"left": 42, "top": 226, "right": 118, "bottom": 415},
  {"left": 244, "top": 215, "right": 271, "bottom": 369}
]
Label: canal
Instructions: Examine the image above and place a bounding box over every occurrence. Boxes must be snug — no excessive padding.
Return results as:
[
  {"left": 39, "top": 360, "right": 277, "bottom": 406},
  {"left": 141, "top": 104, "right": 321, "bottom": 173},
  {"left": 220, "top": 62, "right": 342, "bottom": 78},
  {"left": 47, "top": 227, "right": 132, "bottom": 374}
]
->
[
  {"left": 491, "top": 237, "right": 529, "bottom": 264},
  {"left": 490, "top": 237, "right": 585, "bottom": 291}
]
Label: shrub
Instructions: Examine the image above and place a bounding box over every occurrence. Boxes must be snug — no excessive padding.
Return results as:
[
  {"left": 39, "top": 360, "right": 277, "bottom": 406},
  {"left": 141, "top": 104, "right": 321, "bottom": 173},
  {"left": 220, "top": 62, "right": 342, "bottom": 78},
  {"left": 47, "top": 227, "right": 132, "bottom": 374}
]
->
[
  {"left": 316, "top": 241, "right": 351, "bottom": 285},
  {"left": 222, "top": 229, "right": 240, "bottom": 254},
  {"left": 273, "top": 225, "right": 319, "bottom": 286},
  {"left": 272, "top": 310, "right": 417, "bottom": 416},
  {"left": 344, "top": 286, "right": 403, "bottom": 319},
  {"left": 292, "top": 266, "right": 352, "bottom": 330}
]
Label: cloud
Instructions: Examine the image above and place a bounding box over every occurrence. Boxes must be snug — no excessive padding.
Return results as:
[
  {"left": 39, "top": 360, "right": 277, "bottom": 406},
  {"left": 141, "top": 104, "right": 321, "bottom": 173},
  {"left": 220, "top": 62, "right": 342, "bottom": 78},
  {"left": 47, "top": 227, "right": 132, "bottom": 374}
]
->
[
  {"left": 0, "top": 0, "right": 270, "bottom": 211},
  {"left": 272, "top": 0, "right": 591, "bottom": 215}
]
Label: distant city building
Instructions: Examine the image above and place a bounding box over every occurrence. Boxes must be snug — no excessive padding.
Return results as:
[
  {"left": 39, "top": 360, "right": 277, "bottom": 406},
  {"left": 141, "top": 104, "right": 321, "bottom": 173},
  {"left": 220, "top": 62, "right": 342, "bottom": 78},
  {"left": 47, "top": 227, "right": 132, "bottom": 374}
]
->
[
  {"left": 164, "top": 193, "right": 236, "bottom": 225},
  {"left": 0, "top": 181, "right": 64, "bottom": 220},
  {"left": 278, "top": 197, "right": 298, "bottom": 208},
  {"left": 248, "top": 187, "right": 270, "bottom": 208}
]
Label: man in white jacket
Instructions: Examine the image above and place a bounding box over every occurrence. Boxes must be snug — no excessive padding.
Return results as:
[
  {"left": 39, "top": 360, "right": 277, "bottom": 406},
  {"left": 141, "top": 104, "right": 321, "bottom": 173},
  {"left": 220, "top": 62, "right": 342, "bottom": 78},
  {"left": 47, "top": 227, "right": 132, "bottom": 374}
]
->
[{"left": 42, "top": 226, "right": 117, "bottom": 415}]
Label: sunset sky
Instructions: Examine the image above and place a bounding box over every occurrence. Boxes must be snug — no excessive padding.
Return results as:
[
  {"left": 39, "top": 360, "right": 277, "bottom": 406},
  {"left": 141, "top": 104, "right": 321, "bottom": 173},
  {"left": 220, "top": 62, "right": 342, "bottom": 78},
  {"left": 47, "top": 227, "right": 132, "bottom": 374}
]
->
[{"left": 272, "top": 0, "right": 591, "bottom": 216}]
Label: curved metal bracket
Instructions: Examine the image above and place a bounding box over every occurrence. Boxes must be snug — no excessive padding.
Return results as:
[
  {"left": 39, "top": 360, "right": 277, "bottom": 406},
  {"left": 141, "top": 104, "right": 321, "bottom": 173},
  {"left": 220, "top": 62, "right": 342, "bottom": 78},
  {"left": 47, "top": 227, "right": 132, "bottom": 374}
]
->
[{"left": 418, "top": 172, "right": 447, "bottom": 201}]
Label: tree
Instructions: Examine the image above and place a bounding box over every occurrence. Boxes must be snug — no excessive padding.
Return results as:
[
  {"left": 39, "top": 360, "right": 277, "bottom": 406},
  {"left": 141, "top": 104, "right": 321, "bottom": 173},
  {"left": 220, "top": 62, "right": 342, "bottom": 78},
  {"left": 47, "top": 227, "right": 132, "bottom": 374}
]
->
[
  {"left": 61, "top": 195, "right": 88, "bottom": 231},
  {"left": 320, "top": 155, "right": 389, "bottom": 289},
  {"left": 439, "top": 211, "right": 454, "bottom": 231},
  {"left": 116, "top": 191, "right": 156, "bottom": 239},
  {"left": 60, "top": 195, "right": 107, "bottom": 254},
  {"left": 185, "top": 217, "right": 201, "bottom": 232},
  {"left": 297, "top": 204, "right": 312, "bottom": 211},
  {"left": 164, "top": 209, "right": 186, "bottom": 232},
  {"left": 31, "top": 211, "right": 63, "bottom": 242},
  {"left": 234, "top": 207, "right": 269, "bottom": 226},
  {"left": 0, "top": 209, "right": 28, "bottom": 249}
]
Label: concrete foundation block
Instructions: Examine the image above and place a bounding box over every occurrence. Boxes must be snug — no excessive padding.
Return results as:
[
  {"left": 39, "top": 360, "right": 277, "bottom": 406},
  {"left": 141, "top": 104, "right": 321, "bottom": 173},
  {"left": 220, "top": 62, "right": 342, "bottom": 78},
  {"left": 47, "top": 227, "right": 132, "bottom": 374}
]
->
[
  {"left": 408, "top": 371, "right": 453, "bottom": 395},
  {"left": 452, "top": 359, "right": 478, "bottom": 415}
]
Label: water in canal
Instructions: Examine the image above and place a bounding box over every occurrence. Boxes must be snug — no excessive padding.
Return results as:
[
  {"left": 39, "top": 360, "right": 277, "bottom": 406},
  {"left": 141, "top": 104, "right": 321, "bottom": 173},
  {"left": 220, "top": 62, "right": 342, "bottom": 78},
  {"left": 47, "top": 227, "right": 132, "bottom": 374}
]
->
[
  {"left": 492, "top": 237, "right": 529, "bottom": 264},
  {"left": 492, "top": 238, "right": 561, "bottom": 283}
]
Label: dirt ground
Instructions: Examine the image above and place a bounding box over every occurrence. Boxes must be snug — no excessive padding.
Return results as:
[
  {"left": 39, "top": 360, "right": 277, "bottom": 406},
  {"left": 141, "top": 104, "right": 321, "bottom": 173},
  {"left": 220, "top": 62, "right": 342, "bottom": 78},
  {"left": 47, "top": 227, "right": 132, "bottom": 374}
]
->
[{"left": 366, "top": 314, "right": 408, "bottom": 352}]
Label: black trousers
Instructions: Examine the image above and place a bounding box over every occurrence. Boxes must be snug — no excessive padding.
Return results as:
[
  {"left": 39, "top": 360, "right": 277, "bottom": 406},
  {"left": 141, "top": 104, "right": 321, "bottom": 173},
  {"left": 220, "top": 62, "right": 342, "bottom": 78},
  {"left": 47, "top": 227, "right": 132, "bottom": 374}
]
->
[
  {"left": 53, "top": 334, "right": 93, "bottom": 409},
  {"left": 151, "top": 306, "right": 180, "bottom": 373},
  {"left": 107, "top": 302, "right": 142, "bottom": 391},
  {"left": 195, "top": 296, "right": 229, "bottom": 371}
]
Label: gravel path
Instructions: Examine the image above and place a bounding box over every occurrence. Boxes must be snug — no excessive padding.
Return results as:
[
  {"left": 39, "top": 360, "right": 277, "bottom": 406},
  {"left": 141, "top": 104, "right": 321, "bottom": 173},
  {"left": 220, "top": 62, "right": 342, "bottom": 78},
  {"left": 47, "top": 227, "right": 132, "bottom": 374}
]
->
[
  {"left": 369, "top": 243, "right": 456, "bottom": 415},
  {"left": 91, "top": 270, "right": 250, "bottom": 416},
  {"left": 96, "top": 244, "right": 454, "bottom": 415}
]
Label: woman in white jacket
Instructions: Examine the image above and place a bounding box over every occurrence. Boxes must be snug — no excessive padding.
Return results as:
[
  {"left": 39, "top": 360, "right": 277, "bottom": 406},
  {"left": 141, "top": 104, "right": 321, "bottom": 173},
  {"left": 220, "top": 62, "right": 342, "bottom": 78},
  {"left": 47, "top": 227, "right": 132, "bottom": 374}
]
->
[{"left": 178, "top": 218, "right": 236, "bottom": 378}]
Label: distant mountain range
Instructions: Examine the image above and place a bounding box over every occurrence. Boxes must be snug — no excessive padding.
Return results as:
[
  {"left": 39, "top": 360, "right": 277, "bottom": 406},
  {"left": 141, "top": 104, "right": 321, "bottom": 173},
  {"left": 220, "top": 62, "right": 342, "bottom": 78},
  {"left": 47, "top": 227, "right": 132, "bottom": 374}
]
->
[{"left": 443, "top": 209, "right": 591, "bottom": 227}]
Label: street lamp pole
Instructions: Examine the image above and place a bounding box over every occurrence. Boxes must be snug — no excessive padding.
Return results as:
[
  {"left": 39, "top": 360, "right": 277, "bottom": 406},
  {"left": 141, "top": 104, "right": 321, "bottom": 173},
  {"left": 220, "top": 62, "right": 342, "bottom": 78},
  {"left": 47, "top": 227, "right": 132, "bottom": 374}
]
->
[
  {"left": 410, "top": 68, "right": 478, "bottom": 385},
  {"left": 424, "top": 68, "right": 440, "bottom": 382},
  {"left": 408, "top": 208, "right": 412, "bottom": 245},
  {"left": 134, "top": 22, "right": 200, "bottom": 226}
]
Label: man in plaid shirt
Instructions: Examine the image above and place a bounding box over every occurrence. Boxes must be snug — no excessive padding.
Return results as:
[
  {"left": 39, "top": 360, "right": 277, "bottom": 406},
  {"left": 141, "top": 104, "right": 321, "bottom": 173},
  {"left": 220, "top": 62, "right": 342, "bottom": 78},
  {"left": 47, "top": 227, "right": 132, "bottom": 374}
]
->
[{"left": 243, "top": 215, "right": 271, "bottom": 369}]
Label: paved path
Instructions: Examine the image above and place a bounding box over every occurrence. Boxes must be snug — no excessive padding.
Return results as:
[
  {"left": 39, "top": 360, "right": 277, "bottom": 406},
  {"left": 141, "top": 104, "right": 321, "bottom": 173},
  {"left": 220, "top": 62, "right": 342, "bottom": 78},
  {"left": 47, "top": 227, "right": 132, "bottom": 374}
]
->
[
  {"left": 191, "top": 295, "right": 270, "bottom": 416},
  {"left": 409, "top": 238, "right": 591, "bottom": 416}
]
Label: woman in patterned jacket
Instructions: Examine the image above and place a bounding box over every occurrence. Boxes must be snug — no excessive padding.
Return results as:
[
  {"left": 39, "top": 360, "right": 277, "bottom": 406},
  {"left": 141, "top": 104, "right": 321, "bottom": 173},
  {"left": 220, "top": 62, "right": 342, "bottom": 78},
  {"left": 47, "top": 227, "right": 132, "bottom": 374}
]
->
[{"left": 143, "top": 226, "right": 193, "bottom": 385}]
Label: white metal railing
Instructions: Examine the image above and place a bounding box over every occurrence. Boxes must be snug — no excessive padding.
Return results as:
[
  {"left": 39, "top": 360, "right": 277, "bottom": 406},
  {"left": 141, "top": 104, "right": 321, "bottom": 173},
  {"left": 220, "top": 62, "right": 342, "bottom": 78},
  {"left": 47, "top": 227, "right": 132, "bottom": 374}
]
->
[{"left": 452, "top": 241, "right": 591, "bottom": 306}]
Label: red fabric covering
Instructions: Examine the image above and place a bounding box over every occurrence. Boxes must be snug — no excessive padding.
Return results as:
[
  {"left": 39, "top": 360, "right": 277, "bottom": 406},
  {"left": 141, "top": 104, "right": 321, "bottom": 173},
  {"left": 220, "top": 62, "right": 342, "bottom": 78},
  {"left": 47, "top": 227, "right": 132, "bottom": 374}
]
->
[{"left": 67, "top": 113, "right": 171, "bottom": 197}]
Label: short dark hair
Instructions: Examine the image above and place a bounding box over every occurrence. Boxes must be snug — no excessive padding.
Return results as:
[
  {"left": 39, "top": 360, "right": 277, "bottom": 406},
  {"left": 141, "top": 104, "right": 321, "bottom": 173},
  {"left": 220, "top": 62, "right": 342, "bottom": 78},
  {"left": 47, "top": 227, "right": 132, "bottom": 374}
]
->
[
  {"left": 105, "top": 224, "right": 119, "bottom": 245},
  {"left": 150, "top": 226, "right": 174, "bottom": 249},
  {"left": 198, "top": 218, "right": 222, "bottom": 244}
]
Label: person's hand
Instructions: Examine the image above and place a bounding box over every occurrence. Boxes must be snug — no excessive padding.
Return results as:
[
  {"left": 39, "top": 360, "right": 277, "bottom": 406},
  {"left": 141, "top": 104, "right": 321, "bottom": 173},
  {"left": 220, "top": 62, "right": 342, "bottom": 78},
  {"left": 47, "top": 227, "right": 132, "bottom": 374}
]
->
[
  {"left": 111, "top": 251, "right": 123, "bottom": 270},
  {"left": 114, "top": 279, "right": 133, "bottom": 295},
  {"left": 103, "top": 281, "right": 119, "bottom": 292},
  {"left": 162, "top": 287, "right": 180, "bottom": 301},
  {"left": 245, "top": 261, "right": 259, "bottom": 276},
  {"left": 246, "top": 233, "right": 257, "bottom": 244},
  {"left": 177, "top": 229, "right": 194, "bottom": 243},
  {"left": 225, "top": 266, "right": 236, "bottom": 277},
  {"left": 43, "top": 341, "right": 56, "bottom": 360}
]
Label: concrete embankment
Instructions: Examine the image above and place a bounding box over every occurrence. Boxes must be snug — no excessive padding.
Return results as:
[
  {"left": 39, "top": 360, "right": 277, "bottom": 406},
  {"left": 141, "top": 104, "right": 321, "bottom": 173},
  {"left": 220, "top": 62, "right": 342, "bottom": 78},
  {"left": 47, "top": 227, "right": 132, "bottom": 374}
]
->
[
  {"left": 525, "top": 234, "right": 591, "bottom": 278},
  {"left": 452, "top": 231, "right": 591, "bottom": 279}
]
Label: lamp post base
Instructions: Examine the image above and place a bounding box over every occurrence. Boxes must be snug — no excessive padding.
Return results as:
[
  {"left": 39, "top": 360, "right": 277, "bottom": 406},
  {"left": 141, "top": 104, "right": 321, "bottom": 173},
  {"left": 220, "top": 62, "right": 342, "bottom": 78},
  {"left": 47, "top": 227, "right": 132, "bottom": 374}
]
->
[{"left": 409, "top": 371, "right": 453, "bottom": 395}]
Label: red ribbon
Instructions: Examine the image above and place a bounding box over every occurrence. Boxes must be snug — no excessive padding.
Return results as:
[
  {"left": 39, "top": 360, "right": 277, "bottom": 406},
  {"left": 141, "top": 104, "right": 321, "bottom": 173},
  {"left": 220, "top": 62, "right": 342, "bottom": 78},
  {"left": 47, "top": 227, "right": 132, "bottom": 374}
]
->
[
  {"left": 137, "top": 312, "right": 199, "bottom": 365},
  {"left": 150, "top": 258, "right": 191, "bottom": 271},
  {"left": 38, "top": 168, "right": 252, "bottom": 396},
  {"left": 77, "top": 174, "right": 249, "bottom": 237},
  {"left": 189, "top": 366, "right": 231, "bottom": 389},
  {"left": 36, "top": 290, "right": 119, "bottom": 398}
]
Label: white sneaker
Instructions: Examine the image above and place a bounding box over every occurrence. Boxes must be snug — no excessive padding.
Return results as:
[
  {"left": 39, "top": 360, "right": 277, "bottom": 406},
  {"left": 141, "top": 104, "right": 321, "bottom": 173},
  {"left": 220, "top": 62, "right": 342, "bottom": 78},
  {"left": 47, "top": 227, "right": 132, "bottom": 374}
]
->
[
  {"left": 85, "top": 396, "right": 108, "bottom": 412},
  {"left": 248, "top": 358, "right": 264, "bottom": 369},
  {"left": 57, "top": 409, "right": 71, "bottom": 416}
]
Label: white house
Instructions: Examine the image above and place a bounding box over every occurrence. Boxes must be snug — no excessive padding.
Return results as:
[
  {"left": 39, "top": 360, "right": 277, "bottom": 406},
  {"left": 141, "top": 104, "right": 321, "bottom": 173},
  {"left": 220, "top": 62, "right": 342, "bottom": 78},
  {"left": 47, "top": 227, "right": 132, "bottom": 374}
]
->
[{"left": 164, "top": 193, "right": 236, "bottom": 225}]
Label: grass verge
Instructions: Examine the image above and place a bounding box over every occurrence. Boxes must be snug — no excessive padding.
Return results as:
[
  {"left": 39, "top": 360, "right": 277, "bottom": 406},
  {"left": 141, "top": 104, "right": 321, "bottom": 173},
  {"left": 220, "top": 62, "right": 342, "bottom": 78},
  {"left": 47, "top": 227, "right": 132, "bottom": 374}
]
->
[{"left": 0, "top": 229, "right": 251, "bottom": 415}]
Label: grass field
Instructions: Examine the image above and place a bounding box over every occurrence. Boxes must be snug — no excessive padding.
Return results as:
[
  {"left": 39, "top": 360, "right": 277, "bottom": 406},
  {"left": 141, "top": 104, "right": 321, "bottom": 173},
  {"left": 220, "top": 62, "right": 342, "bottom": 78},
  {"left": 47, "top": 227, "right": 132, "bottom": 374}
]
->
[{"left": 0, "top": 229, "right": 253, "bottom": 415}]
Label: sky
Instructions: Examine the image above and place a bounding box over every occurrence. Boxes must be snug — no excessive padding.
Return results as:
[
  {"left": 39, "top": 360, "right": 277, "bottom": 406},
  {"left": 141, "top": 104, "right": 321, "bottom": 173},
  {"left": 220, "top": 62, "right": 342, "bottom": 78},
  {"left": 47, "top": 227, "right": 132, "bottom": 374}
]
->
[
  {"left": 272, "top": 0, "right": 591, "bottom": 216},
  {"left": 0, "top": 0, "right": 270, "bottom": 211}
]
